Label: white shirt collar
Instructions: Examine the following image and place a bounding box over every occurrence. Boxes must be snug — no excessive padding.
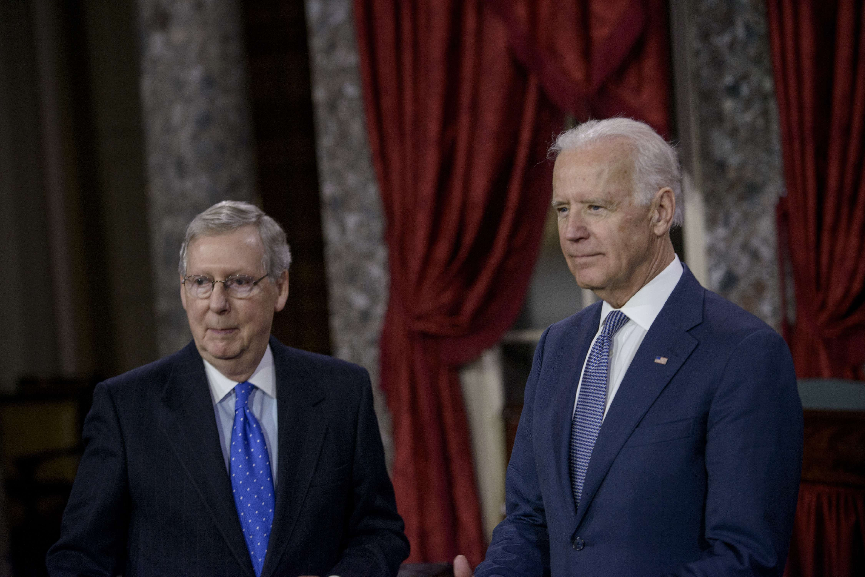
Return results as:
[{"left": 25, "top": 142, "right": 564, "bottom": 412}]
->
[
  {"left": 203, "top": 345, "right": 277, "bottom": 403},
  {"left": 600, "top": 254, "right": 683, "bottom": 331}
]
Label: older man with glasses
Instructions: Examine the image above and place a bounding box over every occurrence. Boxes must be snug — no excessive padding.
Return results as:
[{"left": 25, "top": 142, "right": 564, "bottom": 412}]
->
[{"left": 47, "top": 201, "right": 409, "bottom": 577}]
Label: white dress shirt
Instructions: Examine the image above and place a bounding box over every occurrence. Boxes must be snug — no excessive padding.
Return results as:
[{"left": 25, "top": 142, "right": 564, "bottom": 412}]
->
[
  {"left": 573, "top": 255, "right": 684, "bottom": 419},
  {"left": 203, "top": 346, "right": 279, "bottom": 485}
]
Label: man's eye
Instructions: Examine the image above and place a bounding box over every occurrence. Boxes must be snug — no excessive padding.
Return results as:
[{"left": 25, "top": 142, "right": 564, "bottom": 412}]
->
[
  {"left": 229, "top": 276, "right": 253, "bottom": 287},
  {"left": 192, "top": 276, "right": 211, "bottom": 286}
]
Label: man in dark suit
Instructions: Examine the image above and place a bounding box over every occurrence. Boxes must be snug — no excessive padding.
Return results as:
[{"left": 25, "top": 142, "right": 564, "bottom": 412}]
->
[
  {"left": 455, "top": 118, "right": 802, "bottom": 576},
  {"left": 47, "top": 201, "right": 409, "bottom": 577}
]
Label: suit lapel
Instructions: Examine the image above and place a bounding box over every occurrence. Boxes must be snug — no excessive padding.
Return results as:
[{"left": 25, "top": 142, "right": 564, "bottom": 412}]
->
[
  {"left": 156, "top": 343, "right": 255, "bottom": 576},
  {"left": 548, "top": 304, "right": 602, "bottom": 528},
  {"left": 261, "top": 339, "right": 327, "bottom": 577},
  {"left": 574, "top": 267, "right": 704, "bottom": 530}
]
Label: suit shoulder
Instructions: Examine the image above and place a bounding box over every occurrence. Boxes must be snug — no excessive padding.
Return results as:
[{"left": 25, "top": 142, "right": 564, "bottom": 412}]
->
[
  {"left": 545, "top": 301, "right": 601, "bottom": 341},
  {"left": 276, "top": 343, "right": 367, "bottom": 376},
  {"left": 94, "top": 343, "right": 202, "bottom": 409},
  {"left": 700, "top": 289, "right": 780, "bottom": 340},
  {"left": 101, "top": 346, "right": 193, "bottom": 389},
  {"left": 688, "top": 289, "right": 796, "bottom": 380},
  {"left": 270, "top": 340, "right": 371, "bottom": 400}
]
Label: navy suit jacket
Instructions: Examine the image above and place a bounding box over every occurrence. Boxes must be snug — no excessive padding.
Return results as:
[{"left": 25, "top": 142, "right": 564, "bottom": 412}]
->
[
  {"left": 476, "top": 266, "right": 802, "bottom": 577},
  {"left": 47, "top": 337, "right": 409, "bottom": 577}
]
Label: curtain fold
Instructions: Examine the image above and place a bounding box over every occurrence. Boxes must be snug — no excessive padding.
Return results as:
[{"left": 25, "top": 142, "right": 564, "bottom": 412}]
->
[
  {"left": 768, "top": 0, "right": 865, "bottom": 379},
  {"left": 355, "top": 0, "right": 671, "bottom": 562},
  {"left": 785, "top": 482, "right": 865, "bottom": 577}
]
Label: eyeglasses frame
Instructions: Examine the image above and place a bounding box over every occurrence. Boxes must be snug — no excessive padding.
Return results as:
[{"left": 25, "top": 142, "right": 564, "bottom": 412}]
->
[{"left": 181, "top": 273, "right": 270, "bottom": 299}]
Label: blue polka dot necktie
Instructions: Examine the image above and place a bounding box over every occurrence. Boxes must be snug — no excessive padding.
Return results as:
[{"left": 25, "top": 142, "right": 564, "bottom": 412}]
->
[
  {"left": 230, "top": 382, "right": 275, "bottom": 576},
  {"left": 569, "top": 310, "right": 629, "bottom": 510}
]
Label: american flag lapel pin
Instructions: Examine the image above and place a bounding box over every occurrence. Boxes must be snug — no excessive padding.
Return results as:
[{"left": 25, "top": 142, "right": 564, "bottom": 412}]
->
[{"left": 654, "top": 356, "right": 668, "bottom": 365}]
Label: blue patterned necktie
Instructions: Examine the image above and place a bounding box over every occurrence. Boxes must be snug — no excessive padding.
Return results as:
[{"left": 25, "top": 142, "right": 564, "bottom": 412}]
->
[
  {"left": 230, "top": 382, "right": 275, "bottom": 576},
  {"left": 569, "top": 310, "right": 629, "bottom": 509}
]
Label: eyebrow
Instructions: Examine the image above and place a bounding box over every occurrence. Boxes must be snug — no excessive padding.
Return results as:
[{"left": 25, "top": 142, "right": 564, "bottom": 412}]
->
[{"left": 551, "top": 198, "right": 610, "bottom": 207}]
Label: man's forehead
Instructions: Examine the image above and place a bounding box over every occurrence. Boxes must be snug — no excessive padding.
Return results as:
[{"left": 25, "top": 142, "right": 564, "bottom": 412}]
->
[
  {"left": 186, "top": 227, "right": 266, "bottom": 267},
  {"left": 556, "top": 138, "right": 635, "bottom": 168},
  {"left": 553, "top": 139, "right": 636, "bottom": 192}
]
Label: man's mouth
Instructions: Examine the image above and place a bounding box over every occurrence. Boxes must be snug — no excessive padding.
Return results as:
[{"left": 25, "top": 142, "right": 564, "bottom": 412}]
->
[{"left": 208, "top": 327, "right": 238, "bottom": 335}]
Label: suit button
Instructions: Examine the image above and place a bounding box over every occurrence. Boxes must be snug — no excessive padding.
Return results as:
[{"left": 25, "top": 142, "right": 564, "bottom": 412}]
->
[{"left": 572, "top": 537, "right": 585, "bottom": 551}]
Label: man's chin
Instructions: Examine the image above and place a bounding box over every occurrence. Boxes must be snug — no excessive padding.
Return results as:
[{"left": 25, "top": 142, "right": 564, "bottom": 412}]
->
[
  {"left": 570, "top": 264, "right": 603, "bottom": 287},
  {"left": 573, "top": 275, "right": 602, "bottom": 291},
  {"left": 196, "top": 341, "right": 243, "bottom": 362}
]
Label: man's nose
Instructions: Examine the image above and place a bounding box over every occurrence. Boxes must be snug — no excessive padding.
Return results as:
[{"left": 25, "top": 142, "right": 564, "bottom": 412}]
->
[
  {"left": 208, "top": 282, "right": 230, "bottom": 312},
  {"left": 562, "top": 213, "right": 589, "bottom": 241}
]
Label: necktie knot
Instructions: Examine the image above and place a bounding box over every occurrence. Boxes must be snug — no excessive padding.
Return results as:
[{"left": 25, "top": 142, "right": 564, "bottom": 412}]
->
[
  {"left": 601, "top": 310, "right": 629, "bottom": 338},
  {"left": 234, "top": 382, "right": 254, "bottom": 410}
]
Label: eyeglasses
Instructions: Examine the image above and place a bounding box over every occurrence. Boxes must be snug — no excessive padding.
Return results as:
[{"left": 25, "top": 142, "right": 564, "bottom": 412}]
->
[{"left": 182, "top": 274, "right": 269, "bottom": 299}]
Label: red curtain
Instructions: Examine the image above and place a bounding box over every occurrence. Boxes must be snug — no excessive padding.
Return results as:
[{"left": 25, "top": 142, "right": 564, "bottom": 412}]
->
[
  {"left": 768, "top": 0, "right": 865, "bottom": 379},
  {"left": 484, "top": 0, "right": 670, "bottom": 138},
  {"left": 785, "top": 483, "right": 865, "bottom": 577},
  {"left": 355, "top": 0, "right": 670, "bottom": 562}
]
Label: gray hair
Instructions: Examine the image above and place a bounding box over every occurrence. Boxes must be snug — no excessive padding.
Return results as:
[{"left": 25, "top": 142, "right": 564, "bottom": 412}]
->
[
  {"left": 178, "top": 200, "right": 292, "bottom": 278},
  {"left": 550, "top": 118, "right": 683, "bottom": 226}
]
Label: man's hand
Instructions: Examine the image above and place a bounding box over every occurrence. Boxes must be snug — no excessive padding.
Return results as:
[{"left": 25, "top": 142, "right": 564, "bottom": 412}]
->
[{"left": 453, "top": 555, "right": 473, "bottom": 577}]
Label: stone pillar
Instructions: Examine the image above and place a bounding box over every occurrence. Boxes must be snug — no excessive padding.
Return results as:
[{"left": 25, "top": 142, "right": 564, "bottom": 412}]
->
[
  {"left": 686, "top": 0, "right": 785, "bottom": 328},
  {"left": 303, "top": 0, "right": 393, "bottom": 457},
  {"left": 137, "top": 0, "right": 258, "bottom": 356}
]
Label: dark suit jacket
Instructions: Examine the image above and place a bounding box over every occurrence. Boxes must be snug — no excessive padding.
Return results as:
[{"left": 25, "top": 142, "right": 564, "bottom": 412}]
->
[
  {"left": 476, "top": 266, "right": 803, "bottom": 577},
  {"left": 47, "top": 337, "right": 409, "bottom": 577}
]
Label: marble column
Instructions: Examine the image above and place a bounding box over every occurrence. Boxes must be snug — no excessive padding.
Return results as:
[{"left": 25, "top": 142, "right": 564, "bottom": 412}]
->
[
  {"left": 686, "top": 0, "right": 785, "bottom": 328},
  {"left": 303, "top": 0, "right": 393, "bottom": 457},
  {"left": 137, "top": 0, "right": 258, "bottom": 356}
]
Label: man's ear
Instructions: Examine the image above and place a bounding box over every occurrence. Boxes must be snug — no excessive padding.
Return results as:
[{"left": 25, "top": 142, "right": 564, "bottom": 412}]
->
[
  {"left": 274, "top": 270, "right": 289, "bottom": 312},
  {"left": 651, "top": 187, "right": 676, "bottom": 236}
]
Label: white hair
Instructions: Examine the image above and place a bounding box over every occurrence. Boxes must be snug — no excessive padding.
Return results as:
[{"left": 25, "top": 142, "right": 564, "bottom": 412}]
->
[
  {"left": 179, "top": 200, "right": 292, "bottom": 277},
  {"left": 550, "top": 118, "right": 683, "bottom": 226}
]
